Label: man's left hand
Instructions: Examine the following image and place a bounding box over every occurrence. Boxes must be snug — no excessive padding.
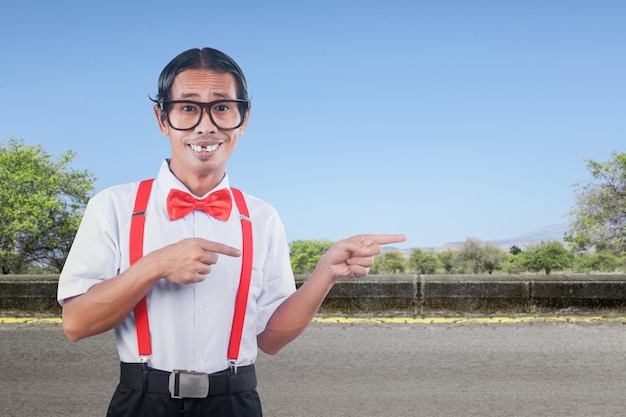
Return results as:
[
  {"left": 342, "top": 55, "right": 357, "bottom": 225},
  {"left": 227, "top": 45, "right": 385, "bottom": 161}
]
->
[{"left": 320, "top": 234, "right": 407, "bottom": 279}]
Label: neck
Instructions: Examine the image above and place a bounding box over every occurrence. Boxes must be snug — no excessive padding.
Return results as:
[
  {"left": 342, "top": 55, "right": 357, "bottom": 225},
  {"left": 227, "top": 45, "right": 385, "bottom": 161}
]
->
[{"left": 167, "top": 160, "right": 226, "bottom": 197}]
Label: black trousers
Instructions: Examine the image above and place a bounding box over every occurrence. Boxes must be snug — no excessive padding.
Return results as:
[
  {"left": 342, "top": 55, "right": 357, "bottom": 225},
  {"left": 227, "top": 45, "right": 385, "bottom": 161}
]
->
[
  {"left": 106, "top": 387, "right": 263, "bottom": 417},
  {"left": 106, "top": 364, "right": 263, "bottom": 417}
]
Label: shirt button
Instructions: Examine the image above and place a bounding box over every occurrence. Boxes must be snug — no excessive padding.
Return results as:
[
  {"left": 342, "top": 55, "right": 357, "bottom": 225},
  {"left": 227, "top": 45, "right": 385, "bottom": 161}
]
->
[
  {"left": 198, "top": 359, "right": 205, "bottom": 365},
  {"left": 198, "top": 307, "right": 205, "bottom": 313}
]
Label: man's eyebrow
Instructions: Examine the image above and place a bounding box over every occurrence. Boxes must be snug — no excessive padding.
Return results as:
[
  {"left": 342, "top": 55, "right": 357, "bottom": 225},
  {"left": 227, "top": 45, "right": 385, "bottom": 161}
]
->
[
  {"left": 177, "top": 92, "right": 233, "bottom": 100},
  {"left": 178, "top": 92, "right": 201, "bottom": 99}
]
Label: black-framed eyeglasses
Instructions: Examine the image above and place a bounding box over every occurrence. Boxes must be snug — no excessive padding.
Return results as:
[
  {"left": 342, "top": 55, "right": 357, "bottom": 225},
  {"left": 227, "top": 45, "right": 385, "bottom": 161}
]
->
[{"left": 160, "top": 99, "right": 250, "bottom": 131}]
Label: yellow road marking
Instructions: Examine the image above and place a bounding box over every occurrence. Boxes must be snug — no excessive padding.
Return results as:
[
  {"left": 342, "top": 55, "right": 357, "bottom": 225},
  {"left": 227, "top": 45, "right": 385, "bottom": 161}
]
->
[
  {"left": 1, "top": 317, "right": 62, "bottom": 324},
  {"left": 2, "top": 316, "right": 625, "bottom": 325}
]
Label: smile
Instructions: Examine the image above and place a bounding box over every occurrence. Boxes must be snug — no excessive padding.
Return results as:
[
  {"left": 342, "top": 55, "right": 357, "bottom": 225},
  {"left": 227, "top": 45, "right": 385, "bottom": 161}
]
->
[{"left": 189, "top": 143, "right": 220, "bottom": 153}]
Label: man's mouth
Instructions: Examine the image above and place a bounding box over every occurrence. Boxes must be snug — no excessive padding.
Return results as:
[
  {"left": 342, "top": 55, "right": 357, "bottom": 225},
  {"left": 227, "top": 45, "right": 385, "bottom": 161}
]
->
[{"left": 189, "top": 143, "right": 220, "bottom": 153}]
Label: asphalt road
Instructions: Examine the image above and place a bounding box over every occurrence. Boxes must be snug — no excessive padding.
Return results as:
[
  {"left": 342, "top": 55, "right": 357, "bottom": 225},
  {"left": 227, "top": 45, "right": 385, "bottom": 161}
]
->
[{"left": 1, "top": 316, "right": 625, "bottom": 417}]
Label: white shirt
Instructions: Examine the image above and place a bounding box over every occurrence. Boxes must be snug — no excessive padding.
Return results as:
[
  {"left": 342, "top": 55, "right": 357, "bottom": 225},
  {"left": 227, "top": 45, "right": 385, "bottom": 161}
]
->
[{"left": 58, "top": 160, "right": 296, "bottom": 373}]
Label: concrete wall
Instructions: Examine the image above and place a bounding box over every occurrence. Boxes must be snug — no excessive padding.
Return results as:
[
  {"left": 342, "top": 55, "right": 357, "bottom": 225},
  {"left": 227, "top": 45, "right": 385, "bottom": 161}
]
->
[
  {"left": 3, "top": 274, "right": 626, "bottom": 315},
  {"left": 0, "top": 275, "right": 61, "bottom": 313}
]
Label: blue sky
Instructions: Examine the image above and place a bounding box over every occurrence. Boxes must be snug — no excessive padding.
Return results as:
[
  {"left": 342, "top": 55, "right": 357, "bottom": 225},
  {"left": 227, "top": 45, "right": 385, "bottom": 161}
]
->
[{"left": 1, "top": 0, "right": 624, "bottom": 249}]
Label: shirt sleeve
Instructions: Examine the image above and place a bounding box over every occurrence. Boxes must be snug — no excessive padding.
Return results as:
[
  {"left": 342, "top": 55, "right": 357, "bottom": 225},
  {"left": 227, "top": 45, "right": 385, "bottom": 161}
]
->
[
  {"left": 57, "top": 188, "right": 128, "bottom": 305},
  {"left": 252, "top": 202, "right": 297, "bottom": 335}
]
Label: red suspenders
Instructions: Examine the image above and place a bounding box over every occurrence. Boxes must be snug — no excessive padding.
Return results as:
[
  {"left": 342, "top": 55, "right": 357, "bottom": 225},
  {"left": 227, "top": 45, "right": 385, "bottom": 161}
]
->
[
  {"left": 129, "top": 179, "right": 253, "bottom": 370},
  {"left": 130, "top": 179, "right": 155, "bottom": 357},
  {"left": 227, "top": 189, "right": 253, "bottom": 366}
]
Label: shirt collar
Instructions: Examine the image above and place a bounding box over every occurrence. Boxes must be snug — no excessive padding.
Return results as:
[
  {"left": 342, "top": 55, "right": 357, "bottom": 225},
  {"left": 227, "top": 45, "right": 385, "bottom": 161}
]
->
[{"left": 156, "top": 159, "right": 230, "bottom": 199}]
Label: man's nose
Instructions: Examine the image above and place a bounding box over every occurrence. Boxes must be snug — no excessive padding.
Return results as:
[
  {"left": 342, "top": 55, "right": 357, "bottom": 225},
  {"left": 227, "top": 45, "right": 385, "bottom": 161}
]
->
[{"left": 195, "top": 106, "right": 218, "bottom": 133}]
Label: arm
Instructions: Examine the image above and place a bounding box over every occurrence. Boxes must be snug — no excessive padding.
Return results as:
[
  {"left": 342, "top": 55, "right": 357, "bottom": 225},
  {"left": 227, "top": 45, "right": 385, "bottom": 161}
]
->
[
  {"left": 257, "top": 234, "right": 406, "bottom": 355},
  {"left": 62, "top": 238, "right": 240, "bottom": 342}
]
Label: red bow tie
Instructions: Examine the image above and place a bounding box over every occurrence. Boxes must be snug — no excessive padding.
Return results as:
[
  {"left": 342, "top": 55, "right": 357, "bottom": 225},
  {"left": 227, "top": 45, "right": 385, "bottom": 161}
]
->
[{"left": 166, "top": 188, "right": 232, "bottom": 221}]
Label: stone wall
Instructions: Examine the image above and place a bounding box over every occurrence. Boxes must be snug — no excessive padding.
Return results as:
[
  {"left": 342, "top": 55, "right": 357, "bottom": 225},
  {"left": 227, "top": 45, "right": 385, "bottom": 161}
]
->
[{"left": 4, "top": 274, "right": 625, "bottom": 315}]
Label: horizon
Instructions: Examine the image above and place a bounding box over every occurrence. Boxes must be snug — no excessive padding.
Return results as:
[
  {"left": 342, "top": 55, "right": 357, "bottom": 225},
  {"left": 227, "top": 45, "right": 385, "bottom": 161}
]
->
[{"left": 385, "top": 222, "right": 569, "bottom": 251}]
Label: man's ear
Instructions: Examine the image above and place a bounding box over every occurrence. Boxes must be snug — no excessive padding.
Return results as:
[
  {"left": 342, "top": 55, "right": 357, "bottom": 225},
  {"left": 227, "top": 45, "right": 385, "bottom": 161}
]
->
[
  {"left": 153, "top": 105, "right": 169, "bottom": 136},
  {"left": 239, "top": 106, "right": 251, "bottom": 136}
]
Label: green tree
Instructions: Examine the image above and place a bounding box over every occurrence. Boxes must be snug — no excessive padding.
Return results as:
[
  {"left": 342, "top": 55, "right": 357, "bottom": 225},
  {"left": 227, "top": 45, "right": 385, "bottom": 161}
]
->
[
  {"left": 0, "top": 138, "right": 95, "bottom": 273},
  {"left": 456, "top": 238, "right": 485, "bottom": 274},
  {"left": 522, "top": 241, "right": 573, "bottom": 275},
  {"left": 567, "top": 152, "right": 626, "bottom": 253},
  {"left": 481, "top": 244, "right": 507, "bottom": 274},
  {"left": 289, "top": 240, "right": 333, "bottom": 274},
  {"left": 408, "top": 248, "right": 441, "bottom": 274},
  {"left": 503, "top": 253, "right": 525, "bottom": 274},
  {"left": 454, "top": 239, "right": 507, "bottom": 274},
  {"left": 436, "top": 250, "right": 456, "bottom": 274},
  {"left": 574, "top": 250, "right": 622, "bottom": 273},
  {"left": 371, "top": 250, "right": 406, "bottom": 274}
]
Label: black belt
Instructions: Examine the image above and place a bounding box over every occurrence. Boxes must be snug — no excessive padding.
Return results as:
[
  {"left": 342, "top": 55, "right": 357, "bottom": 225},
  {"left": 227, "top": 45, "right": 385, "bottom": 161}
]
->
[{"left": 119, "top": 362, "right": 257, "bottom": 398}]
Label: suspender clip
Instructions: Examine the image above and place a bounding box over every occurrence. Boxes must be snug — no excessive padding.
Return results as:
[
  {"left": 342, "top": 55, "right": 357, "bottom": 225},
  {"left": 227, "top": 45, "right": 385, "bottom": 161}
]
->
[{"left": 229, "top": 360, "right": 238, "bottom": 377}]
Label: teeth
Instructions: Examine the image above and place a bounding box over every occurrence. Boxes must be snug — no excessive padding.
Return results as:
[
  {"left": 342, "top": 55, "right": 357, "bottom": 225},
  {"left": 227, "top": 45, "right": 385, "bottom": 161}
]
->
[{"left": 190, "top": 144, "right": 219, "bottom": 153}]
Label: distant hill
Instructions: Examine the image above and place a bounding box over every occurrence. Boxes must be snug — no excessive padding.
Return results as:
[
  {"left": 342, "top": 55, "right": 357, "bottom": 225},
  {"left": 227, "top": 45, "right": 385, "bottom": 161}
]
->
[{"left": 434, "top": 223, "right": 569, "bottom": 253}]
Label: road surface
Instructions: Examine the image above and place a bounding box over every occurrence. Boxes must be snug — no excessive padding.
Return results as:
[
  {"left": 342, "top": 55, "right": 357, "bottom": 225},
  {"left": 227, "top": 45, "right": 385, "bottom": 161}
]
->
[{"left": 1, "top": 315, "right": 625, "bottom": 416}]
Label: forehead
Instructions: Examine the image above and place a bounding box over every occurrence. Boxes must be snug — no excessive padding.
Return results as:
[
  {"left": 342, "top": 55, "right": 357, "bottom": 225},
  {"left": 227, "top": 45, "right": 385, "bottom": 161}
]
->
[{"left": 170, "top": 69, "right": 238, "bottom": 100}]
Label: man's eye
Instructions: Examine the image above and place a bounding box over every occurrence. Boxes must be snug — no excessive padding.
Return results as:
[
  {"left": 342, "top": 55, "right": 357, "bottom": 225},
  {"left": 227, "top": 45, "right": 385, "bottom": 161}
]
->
[
  {"left": 214, "top": 104, "right": 230, "bottom": 112},
  {"left": 181, "top": 104, "right": 198, "bottom": 112}
]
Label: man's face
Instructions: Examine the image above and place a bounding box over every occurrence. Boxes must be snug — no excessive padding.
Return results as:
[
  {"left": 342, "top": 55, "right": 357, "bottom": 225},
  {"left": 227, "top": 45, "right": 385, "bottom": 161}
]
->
[{"left": 154, "top": 69, "right": 249, "bottom": 185}]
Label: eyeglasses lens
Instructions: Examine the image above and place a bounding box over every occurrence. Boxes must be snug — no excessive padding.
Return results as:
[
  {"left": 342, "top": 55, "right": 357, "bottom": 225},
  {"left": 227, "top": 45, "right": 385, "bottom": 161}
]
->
[{"left": 167, "top": 101, "right": 243, "bottom": 130}]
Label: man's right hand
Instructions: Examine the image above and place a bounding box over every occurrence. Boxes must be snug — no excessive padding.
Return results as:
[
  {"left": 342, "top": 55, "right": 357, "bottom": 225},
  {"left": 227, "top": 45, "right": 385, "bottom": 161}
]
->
[
  {"left": 149, "top": 238, "right": 242, "bottom": 285},
  {"left": 62, "top": 238, "right": 241, "bottom": 342}
]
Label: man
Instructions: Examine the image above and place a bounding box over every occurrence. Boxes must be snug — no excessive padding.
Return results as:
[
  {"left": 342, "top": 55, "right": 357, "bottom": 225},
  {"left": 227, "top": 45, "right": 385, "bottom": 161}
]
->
[{"left": 57, "top": 47, "right": 406, "bottom": 416}]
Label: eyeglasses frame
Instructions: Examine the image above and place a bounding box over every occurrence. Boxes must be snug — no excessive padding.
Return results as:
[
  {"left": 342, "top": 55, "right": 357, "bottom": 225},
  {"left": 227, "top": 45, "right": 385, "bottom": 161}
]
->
[{"left": 160, "top": 99, "right": 250, "bottom": 131}]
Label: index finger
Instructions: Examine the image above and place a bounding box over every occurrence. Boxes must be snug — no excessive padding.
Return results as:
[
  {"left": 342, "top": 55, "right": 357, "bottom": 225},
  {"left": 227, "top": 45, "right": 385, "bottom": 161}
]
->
[
  {"left": 362, "top": 234, "right": 407, "bottom": 246},
  {"left": 199, "top": 239, "right": 242, "bottom": 257}
]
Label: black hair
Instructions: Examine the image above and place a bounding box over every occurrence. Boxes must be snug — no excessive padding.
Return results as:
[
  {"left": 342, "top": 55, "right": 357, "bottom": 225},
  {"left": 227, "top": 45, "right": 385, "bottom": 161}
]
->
[{"left": 150, "top": 47, "right": 249, "bottom": 113}]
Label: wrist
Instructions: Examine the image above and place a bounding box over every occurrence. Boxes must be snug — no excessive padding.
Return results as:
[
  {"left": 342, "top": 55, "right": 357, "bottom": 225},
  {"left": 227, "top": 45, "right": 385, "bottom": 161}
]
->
[
  {"left": 134, "top": 252, "right": 166, "bottom": 285},
  {"left": 311, "top": 256, "right": 338, "bottom": 285}
]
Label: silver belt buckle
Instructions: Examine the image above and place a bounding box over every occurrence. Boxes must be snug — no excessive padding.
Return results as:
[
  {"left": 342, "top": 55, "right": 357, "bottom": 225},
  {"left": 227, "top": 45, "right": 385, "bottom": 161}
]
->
[{"left": 169, "top": 370, "right": 209, "bottom": 399}]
